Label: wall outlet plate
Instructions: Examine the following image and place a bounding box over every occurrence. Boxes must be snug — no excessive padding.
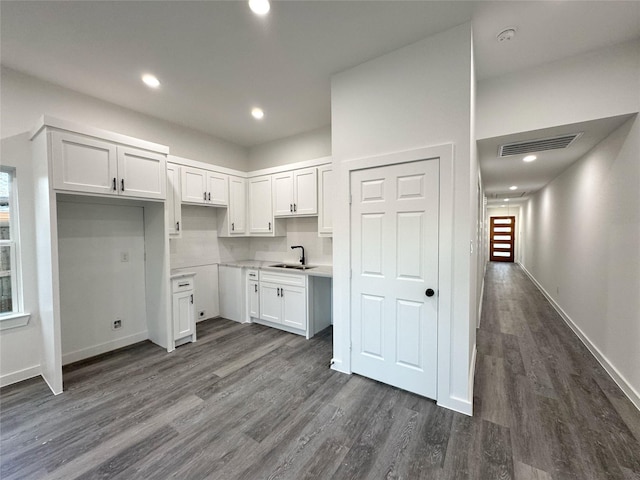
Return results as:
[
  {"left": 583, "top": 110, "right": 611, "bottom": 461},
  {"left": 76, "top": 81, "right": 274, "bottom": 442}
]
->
[{"left": 112, "top": 319, "right": 122, "bottom": 330}]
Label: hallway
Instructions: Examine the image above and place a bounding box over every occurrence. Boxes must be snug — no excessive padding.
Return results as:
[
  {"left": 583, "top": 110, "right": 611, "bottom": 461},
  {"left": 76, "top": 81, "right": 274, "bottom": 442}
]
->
[{"left": 475, "top": 262, "right": 640, "bottom": 479}]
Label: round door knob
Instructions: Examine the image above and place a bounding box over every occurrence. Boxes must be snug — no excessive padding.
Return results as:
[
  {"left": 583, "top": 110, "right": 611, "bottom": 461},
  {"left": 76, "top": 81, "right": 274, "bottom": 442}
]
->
[{"left": 425, "top": 288, "right": 435, "bottom": 297}]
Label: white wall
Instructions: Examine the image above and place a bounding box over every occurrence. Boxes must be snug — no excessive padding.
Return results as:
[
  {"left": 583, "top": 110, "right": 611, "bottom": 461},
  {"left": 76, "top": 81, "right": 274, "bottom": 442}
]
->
[
  {"left": 0, "top": 67, "right": 248, "bottom": 170},
  {"left": 521, "top": 115, "right": 640, "bottom": 407},
  {"left": 0, "top": 134, "right": 42, "bottom": 386},
  {"left": 248, "top": 126, "right": 331, "bottom": 171},
  {"left": 331, "top": 23, "right": 475, "bottom": 414},
  {"left": 477, "top": 39, "right": 640, "bottom": 140},
  {"left": 57, "top": 201, "right": 148, "bottom": 364},
  {"left": 248, "top": 217, "right": 333, "bottom": 266}
]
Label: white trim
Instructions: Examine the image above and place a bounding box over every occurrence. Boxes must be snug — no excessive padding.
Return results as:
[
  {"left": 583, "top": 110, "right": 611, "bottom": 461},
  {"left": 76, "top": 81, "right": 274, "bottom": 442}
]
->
[
  {"left": 0, "top": 312, "right": 31, "bottom": 330},
  {"left": 168, "top": 156, "right": 247, "bottom": 178},
  {"left": 30, "top": 115, "right": 169, "bottom": 154},
  {"left": 247, "top": 156, "right": 332, "bottom": 177},
  {"left": 61, "top": 331, "right": 149, "bottom": 366},
  {"left": 519, "top": 263, "right": 640, "bottom": 411},
  {"left": 0, "top": 365, "right": 41, "bottom": 388},
  {"left": 336, "top": 144, "right": 455, "bottom": 408}
]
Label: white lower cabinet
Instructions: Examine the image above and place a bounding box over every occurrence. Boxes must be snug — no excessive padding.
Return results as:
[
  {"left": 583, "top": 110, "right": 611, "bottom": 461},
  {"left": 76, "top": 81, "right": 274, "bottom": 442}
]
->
[
  {"left": 257, "top": 271, "right": 309, "bottom": 336},
  {"left": 248, "top": 280, "right": 260, "bottom": 319},
  {"left": 171, "top": 274, "right": 196, "bottom": 346}
]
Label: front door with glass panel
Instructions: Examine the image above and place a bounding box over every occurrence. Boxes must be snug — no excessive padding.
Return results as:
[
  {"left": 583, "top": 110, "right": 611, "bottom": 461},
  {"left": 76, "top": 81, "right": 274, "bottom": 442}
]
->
[{"left": 490, "top": 216, "right": 515, "bottom": 262}]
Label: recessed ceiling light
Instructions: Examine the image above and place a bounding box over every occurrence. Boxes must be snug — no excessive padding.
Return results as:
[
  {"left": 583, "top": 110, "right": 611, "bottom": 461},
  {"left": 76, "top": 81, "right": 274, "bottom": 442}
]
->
[
  {"left": 509, "top": 185, "right": 518, "bottom": 190},
  {"left": 504, "top": 199, "right": 510, "bottom": 202},
  {"left": 523, "top": 155, "right": 537, "bottom": 162},
  {"left": 496, "top": 28, "right": 517, "bottom": 42},
  {"left": 249, "top": 0, "right": 270, "bottom": 15},
  {"left": 251, "top": 107, "right": 264, "bottom": 120},
  {"left": 142, "top": 74, "right": 160, "bottom": 88},
  {"left": 501, "top": 205, "right": 506, "bottom": 207}
]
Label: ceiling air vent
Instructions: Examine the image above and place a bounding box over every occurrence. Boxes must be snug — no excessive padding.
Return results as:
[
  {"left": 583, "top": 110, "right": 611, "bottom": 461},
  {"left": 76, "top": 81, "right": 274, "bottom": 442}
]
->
[{"left": 499, "top": 133, "right": 582, "bottom": 157}]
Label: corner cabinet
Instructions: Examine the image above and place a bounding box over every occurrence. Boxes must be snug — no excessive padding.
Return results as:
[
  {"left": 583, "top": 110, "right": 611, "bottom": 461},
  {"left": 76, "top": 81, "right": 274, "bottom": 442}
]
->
[
  {"left": 167, "top": 164, "right": 182, "bottom": 237},
  {"left": 317, "top": 165, "right": 333, "bottom": 237},
  {"left": 248, "top": 176, "right": 285, "bottom": 236},
  {"left": 273, "top": 168, "right": 317, "bottom": 217},
  {"left": 218, "top": 176, "right": 247, "bottom": 237},
  {"left": 50, "top": 130, "right": 167, "bottom": 200}
]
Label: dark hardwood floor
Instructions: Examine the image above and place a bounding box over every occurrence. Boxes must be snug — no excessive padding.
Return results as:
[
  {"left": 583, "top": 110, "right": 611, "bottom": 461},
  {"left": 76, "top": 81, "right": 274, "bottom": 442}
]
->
[{"left": 1, "top": 262, "right": 639, "bottom": 479}]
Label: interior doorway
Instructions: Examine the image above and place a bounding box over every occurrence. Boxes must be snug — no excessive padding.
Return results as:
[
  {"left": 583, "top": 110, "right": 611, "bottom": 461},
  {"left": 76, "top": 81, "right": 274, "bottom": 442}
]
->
[{"left": 489, "top": 216, "right": 516, "bottom": 262}]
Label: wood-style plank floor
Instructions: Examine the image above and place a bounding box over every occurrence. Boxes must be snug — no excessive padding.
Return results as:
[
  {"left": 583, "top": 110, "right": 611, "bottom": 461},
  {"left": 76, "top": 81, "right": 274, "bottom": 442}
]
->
[{"left": 1, "top": 262, "right": 639, "bottom": 479}]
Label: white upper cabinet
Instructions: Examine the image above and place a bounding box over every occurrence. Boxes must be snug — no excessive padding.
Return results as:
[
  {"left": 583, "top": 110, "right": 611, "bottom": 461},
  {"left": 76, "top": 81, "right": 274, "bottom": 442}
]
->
[
  {"left": 228, "top": 176, "right": 246, "bottom": 234},
  {"left": 273, "top": 172, "right": 294, "bottom": 216},
  {"left": 181, "top": 166, "right": 228, "bottom": 206},
  {"left": 167, "top": 164, "right": 182, "bottom": 237},
  {"left": 51, "top": 131, "right": 166, "bottom": 200},
  {"left": 218, "top": 175, "right": 246, "bottom": 237},
  {"left": 181, "top": 167, "right": 207, "bottom": 204},
  {"left": 117, "top": 146, "right": 166, "bottom": 200},
  {"left": 317, "top": 165, "right": 333, "bottom": 237},
  {"left": 248, "top": 175, "right": 274, "bottom": 234},
  {"left": 207, "top": 172, "right": 228, "bottom": 206},
  {"left": 273, "top": 168, "right": 317, "bottom": 217}
]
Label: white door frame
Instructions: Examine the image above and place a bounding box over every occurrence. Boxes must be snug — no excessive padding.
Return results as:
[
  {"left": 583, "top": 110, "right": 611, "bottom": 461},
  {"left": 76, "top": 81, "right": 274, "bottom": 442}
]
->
[{"left": 331, "top": 144, "right": 454, "bottom": 408}]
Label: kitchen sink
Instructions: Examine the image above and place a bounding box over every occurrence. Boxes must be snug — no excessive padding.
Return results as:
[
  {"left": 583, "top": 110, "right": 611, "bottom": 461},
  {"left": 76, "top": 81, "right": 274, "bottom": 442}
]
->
[{"left": 269, "top": 263, "right": 316, "bottom": 270}]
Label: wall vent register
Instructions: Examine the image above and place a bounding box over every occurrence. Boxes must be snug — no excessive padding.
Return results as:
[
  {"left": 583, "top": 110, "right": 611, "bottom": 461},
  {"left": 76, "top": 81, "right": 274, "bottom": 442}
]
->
[{"left": 499, "top": 132, "right": 582, "bottom": 157}]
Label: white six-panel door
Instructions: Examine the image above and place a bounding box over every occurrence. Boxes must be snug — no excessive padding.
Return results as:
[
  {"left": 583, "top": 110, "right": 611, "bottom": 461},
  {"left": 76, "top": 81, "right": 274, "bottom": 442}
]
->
[{"left": 350, "top": 159, "right": 439, "bottom": 399}]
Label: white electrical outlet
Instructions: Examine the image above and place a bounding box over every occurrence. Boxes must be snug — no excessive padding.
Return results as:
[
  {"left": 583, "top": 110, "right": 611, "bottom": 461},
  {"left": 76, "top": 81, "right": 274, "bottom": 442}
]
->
[
  {"left": 112, "top": 319, "right": 122, "bottom": 330},
  {"left": 120, "top": 252, "right": 129, "bottom": 263}
]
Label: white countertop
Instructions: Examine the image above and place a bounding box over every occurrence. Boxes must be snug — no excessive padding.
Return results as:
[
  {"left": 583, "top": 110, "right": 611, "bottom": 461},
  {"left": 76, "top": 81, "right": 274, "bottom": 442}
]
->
[
  {"left": 218, "top": 260, "right": 333, "bottom": 278},
  {"left": 170, "top": 271, "right": 196, "bottom": 279}
]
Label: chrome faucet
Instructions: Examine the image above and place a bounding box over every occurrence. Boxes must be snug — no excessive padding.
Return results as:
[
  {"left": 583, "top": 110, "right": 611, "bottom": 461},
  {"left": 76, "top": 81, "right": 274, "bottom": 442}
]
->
[{"left": 291, "top": 245, "right": 306, "bottom": 265}]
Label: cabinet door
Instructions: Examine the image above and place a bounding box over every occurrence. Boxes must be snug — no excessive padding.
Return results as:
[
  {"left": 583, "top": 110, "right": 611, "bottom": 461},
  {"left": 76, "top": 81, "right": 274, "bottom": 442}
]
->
[
  {"left": 207, "top": 172, "right": 229, "bottom": 206},
  {"left": 248, "top": 281, "right": 260, "bottom": 319},
  {"left": 229, "top": 176, "right": 246, "bottom": 234},
  {"left": 117, "top": 146, "right": 167, "bottom": 200},
  {"left": 181, "top": 167, "right": 207, "bottom": 204},
  {"left": 293, "top": 168, "right": 317, "bottom": 215},
  {"left": 273, "top": 172, "right": 294, "bottom": 217},
  {"left": 317, "top": 165, "right": 333, "bottom": 236},
  {"left": 50, "top": 131, "right": 118, "bottom": 195},
  {"left": 259, "top": 282, "right": 281, "bottom": 323},
  {"left": 281, "top": 285, "right": 307, "bottom": 331},
  {"left": 167, "top": 164, "right": 182, "bottom": 236},
  {"left": 248, "top": 176, "right": 274, "bottom": 234},
  {"left": 173, "top": 290, "right": 194, "bottom": 340}
]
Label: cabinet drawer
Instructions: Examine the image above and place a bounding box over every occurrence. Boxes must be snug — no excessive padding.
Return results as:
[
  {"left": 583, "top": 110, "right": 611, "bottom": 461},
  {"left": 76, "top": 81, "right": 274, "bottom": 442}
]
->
[
  {"left": 247, "top": 269, "right": 259, "bottom": 280},
  {"left": 172, "top": 277, "right": 194, "bottom": 293},
  {"left": 259, "top": 271, "right": 306, "bottom": 287}
]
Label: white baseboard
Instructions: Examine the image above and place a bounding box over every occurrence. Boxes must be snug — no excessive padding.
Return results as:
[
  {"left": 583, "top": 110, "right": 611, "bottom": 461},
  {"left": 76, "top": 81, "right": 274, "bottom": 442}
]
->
[
  {"left": 519, "top": 263, "right": 640, "bottom": 411},
  {"left": 438, "top": 394, "right": 473, "bottom": 416},
  {"left": 62, "top": 331, "right": 148, "bottom": 366},
  {"left": 0, "top": 365, "right": 41, "bottom": 388}
]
